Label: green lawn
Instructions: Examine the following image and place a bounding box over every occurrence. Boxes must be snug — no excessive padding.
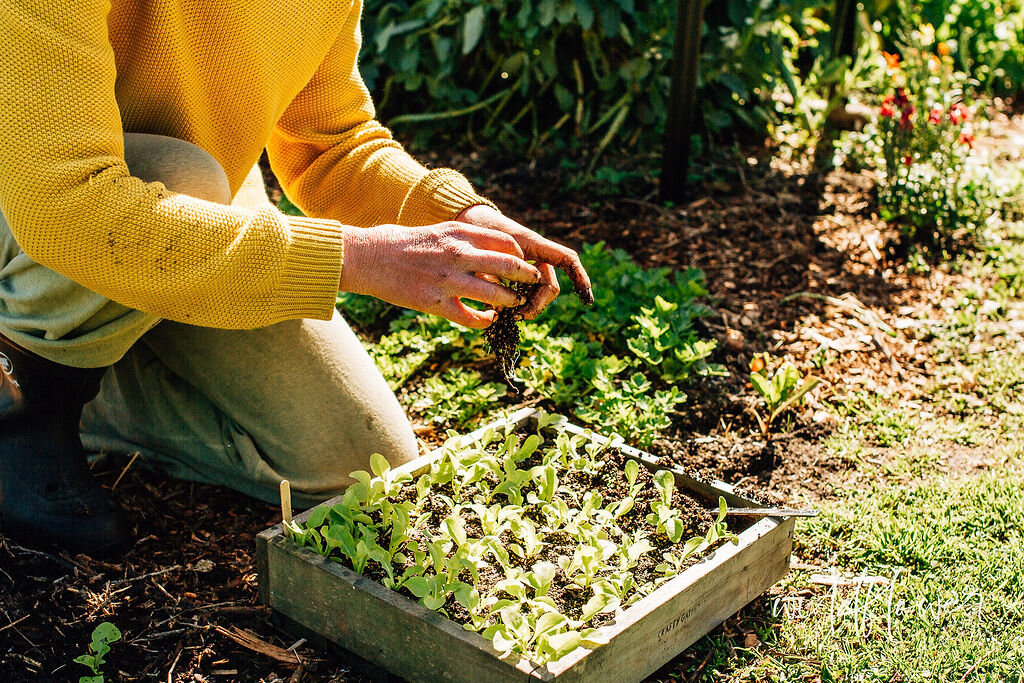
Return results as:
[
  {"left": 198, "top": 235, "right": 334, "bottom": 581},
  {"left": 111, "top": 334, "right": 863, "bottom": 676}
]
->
[{"left": 669, "top": 220, "right": 1024, "bottom": 682}]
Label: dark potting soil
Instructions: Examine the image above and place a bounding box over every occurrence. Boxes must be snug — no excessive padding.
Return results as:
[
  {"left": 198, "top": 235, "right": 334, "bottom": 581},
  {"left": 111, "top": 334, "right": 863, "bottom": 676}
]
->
[
  {"left": 485, "top": 278, "right": 592, "bottom": 393},
  {"left": 335, "top": 433, "right": 753, "bottom": 632},
  {"left": 484, "top": 281, "right": 538, "bottom": 393}
]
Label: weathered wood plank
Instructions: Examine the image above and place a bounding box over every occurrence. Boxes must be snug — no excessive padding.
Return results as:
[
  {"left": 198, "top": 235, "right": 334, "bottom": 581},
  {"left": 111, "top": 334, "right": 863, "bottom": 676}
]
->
[
  {"left": 263, "top": 535, "right": 540, "bottom": 682},
  {"left": 544, "top": 517, "right": 794, "bottom": 680}
]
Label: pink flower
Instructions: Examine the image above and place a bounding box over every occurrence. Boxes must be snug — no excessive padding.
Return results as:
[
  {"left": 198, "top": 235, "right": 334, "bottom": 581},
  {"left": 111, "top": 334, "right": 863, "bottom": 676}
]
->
[
  {"left": 949, "top": 103, "right": 971, "bottom": 125},
  {"left": 928, "top": 106, "right": 943, "bottom": 124},
  {"left": 958, "top": 133, "right": 975, "bottom": 149}
]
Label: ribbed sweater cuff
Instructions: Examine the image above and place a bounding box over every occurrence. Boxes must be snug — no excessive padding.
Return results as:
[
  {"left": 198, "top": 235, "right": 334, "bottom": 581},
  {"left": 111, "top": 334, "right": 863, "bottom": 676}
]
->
[
  {"left": 270, "top": 216, "right": 344, "bottom": 322},
  {"left": 397, "top": 168, "right": 496, "bottom": 226}
]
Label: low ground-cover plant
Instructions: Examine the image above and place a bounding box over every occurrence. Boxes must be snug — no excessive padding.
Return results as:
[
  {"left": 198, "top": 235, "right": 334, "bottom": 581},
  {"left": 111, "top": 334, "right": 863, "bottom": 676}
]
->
[
  {"left": 749, "top": 353, "right": 821, "bottom": 434},
  {"left": 341, "top": 243, "right": 724, "bottom": 447},
  {"left": 286, "top": 414, "right": 739, "bottom": 664},
  {"left": 74, "top": 622, "right": 121, "bottom": 683}
]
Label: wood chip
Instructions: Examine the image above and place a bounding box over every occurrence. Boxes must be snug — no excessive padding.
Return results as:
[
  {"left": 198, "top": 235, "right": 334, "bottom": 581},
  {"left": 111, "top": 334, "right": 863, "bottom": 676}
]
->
[{"left": 214, "top": 626, "right": 299, "bottom": 666}]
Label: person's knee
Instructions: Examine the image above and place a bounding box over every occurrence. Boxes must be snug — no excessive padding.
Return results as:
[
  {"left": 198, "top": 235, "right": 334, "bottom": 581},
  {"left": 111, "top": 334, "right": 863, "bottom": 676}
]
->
[
  {"left": 283, "top": 407, "right": 419, "bottom": 501},
  {"left": 123, "top": 133, "right": 232, "bottom": 205}
]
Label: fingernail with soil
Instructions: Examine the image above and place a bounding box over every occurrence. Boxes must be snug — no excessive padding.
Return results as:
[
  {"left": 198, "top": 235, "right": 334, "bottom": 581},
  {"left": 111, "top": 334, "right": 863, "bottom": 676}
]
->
[{"left": 575, "top": 285, "right": 595, "bottom": 306}]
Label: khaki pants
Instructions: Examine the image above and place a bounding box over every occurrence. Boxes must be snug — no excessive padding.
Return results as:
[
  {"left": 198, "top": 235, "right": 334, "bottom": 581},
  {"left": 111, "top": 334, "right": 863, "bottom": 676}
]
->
[{"left": 0, "top": 134, "right": 418, "bottom": 507}]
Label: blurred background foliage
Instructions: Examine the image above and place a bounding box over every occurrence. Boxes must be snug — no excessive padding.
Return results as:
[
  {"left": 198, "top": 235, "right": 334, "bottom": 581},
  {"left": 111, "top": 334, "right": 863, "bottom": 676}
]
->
[{"left": 358, "top": 0, "right": 1023, "bottom": 156}]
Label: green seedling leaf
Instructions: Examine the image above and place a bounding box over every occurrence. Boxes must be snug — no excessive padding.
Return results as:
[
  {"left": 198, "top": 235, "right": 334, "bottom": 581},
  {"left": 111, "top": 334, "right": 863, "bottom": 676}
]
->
[
  {"left": 580, "top": 592, "right": 619, "bottom": 621},
  {"left": 526, "top": 561, "right": 558, "bottom": 596},
  {"left": 543, "top": 630, "right": 582, "bottom": 661},
  {"left": 452, "top": 582, "right": 480, "bottom": 610},
  {"left": 624, "top": 459, "right": 639, "bottom": 488},
  {"left": 370, "top": 452, "right": 391, "bottom": 478},
  {"left": 306, "top": 505, "right": 329, "bottom": 529},
  {"left": 404, "top": 576, "right": 432, "bottom": 599},
  {"left": 516, "top": 434, "right": 541, "bottom": 461},
  {"left": 680, "top": 536, "right": 704, "bottom": 560},
  {"left": 74, "top": 654, "right": 98, "bottom": 670},
  {"left": 534, "top": 611, "right": 568, "bottom": 639},
  {"left": 580, "top": 628, "right": 610, "bottom": 648},
  {"left": 443, "top": 516, "right": 467, "bottom": 546},
  {"left": 770, "top": 375, "right": 822, "bottom": 422},
  {"left": 652, "top": 470, "right": 675, "bottom": 506},
  {"left": 749, "top": 371, "right": 771, "bottom": 401}
]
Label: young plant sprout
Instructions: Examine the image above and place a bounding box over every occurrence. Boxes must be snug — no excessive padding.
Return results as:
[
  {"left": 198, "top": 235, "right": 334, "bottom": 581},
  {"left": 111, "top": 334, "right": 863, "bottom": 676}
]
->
[{"left": 286, "top": 413, "right": 739, "bottom": 665}]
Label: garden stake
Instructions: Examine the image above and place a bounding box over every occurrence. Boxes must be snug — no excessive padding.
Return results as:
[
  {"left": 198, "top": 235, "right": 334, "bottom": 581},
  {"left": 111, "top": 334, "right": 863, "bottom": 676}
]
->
[
  {"left": 280, "top": 479, "right": 292, "bottom": 526},
  {"left": 718, "top": 507, "right": 818, "bottom": 518}
]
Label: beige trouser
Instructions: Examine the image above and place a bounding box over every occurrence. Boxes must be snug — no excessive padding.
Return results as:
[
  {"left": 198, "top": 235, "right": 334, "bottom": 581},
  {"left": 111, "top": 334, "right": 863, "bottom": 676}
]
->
[{"left": 0, "top": 134, "right": 418, "bottom": 507}]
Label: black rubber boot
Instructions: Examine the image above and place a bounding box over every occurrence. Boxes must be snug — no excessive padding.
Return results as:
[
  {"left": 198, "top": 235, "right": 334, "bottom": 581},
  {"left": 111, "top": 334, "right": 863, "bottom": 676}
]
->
[{"left": 0, "top": 334, "right": 133, "bottom": 556}]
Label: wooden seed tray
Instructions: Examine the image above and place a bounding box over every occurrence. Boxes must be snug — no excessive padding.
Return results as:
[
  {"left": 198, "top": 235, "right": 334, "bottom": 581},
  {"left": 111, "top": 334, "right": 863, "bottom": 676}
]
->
[{"left": 257, "top": 408, "right": 794, "bottom": 682}]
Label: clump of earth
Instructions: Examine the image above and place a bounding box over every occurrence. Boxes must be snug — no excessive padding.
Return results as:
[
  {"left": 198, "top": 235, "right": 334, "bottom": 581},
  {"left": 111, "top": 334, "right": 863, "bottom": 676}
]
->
[{"left": 485, "top": 279, "right": 593, "bottom": 393}]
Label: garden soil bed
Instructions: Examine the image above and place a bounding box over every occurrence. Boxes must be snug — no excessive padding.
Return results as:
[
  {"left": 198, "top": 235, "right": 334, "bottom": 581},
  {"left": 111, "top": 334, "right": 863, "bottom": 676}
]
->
[{"left": 2, "top": 109, "right": 1020, "bottom": 680}]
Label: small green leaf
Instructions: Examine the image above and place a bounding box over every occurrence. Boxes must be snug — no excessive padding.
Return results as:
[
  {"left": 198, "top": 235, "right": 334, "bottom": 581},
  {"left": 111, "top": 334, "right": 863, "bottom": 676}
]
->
[
  {"left": 749, "top": 372, "right": 771, "bottom": 401},
  {"left": 580, "top": 592, "right": 619, "bottom": 621},
  {"left": 653, "top": 470, "right": 675, "bottom": 506},
  {"left": 404, "top": 576, "right": 432, "bottom": 598},
  {"left": 462, "top": 6, "right": 486, "bottom": 55},
  {"left": 544, "top": 630, "right": 582, "bottom": 660},
  {"left": 534, "top": 611, "right": 567, "bottom": 637},
  {"left": 580, "top": 628, "right": 610, "bottom": 648},
  {"left": 452, "top": 582, "right": 479, "bottom": 610},
  {"left": 443, "top": 516, "right": 467, "bottom": 546},
  {"left": 369, "top": 453, "right": 390, "bottom": 478},
  {"left": 624, "top": 459, "right": 639, "bottom": 488}
]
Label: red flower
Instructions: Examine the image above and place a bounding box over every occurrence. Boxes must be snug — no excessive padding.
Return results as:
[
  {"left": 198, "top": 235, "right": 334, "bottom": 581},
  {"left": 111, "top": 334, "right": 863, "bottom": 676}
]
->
[
  {"left": 899, "top": 106, "right": 915, "bottom": 130},
  {"left": 928, "top": 106, "right": 943, "bottom": 124},
  {"left": 880, "top": 103, "right": 895, "bottom": 118},
  {"left": 893, "top": 88, "right": 910, "bottom": 109},
  {"left": 949, "top": 103, "right": 971, "bottom": 125},
  {"left": 958, "top": 133, "right": 975, "bottom": 149},
  {"left": 903, "top": 155, "right": 914, "bottom": 166}
]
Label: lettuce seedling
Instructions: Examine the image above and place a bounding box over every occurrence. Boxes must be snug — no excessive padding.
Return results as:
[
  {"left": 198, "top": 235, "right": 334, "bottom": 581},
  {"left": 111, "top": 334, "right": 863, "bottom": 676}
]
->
[{"left": 291, "top": 412, "right": 739, "bottom": 666}]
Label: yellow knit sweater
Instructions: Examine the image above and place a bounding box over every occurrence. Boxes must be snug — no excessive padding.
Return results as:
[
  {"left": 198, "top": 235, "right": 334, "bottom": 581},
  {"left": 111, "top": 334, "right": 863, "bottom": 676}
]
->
[{"left": 0, "top": 0, "right": 491, "bottom": 328}]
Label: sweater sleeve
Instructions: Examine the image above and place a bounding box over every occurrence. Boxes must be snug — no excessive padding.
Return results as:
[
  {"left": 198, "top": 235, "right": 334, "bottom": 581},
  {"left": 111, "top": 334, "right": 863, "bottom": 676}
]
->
[
  {"left": 0, "top": 0, "right": 344, "bottom": 329},
  {"left": 266, "top": 0, "right": 494, "bottom": 229}
]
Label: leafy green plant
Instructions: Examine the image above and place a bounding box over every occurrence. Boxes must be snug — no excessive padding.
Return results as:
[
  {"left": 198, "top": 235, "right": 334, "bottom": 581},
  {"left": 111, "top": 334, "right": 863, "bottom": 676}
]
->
[
  {"left": 351, "top": 243, "right": 723, "bottom": 447},
  {"left": 358, "top": 0, "right": 867, "bottom": 155},
  {"left": 749, "top": 353, "right": 821, "bottom": 433},
  {"left": 287, "top": 414, "right": 739, "bottom": 665},
  {"left": 74, "top": 622, "right": 121, "bottom": 683},
  {"left": 409, "top": 368, "right": 507, "bottom": 430}
]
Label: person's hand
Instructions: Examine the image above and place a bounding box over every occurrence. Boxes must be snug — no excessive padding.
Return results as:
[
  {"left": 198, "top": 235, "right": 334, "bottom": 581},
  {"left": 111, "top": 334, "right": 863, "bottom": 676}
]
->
[
  {"left": 456, "top": 205, "right": 593, "bottom": 320},
  {"left": 338, "top": 222, "right": 542, "bottom": 329}
]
